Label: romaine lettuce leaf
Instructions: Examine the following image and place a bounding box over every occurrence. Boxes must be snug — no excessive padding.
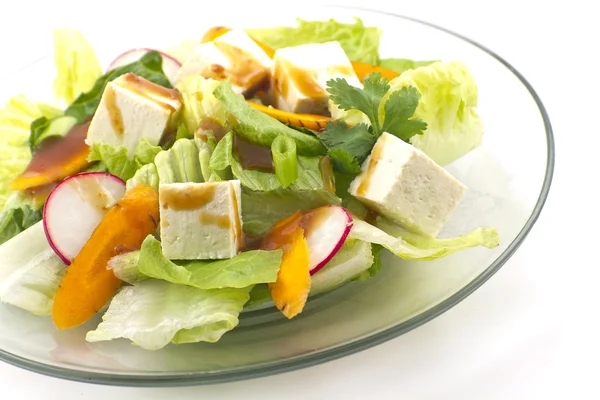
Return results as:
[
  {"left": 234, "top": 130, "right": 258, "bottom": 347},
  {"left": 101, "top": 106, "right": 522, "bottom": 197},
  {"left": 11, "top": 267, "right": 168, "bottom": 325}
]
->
[
  {"left": 385, "top": 61, "right": 484, "bottom": 165},
  {"left": 88, "top": 138, "right": 161, "bottom": 181},
  {"left": 241, "top": 188, "right": 340, "bottom": 236},
  {"left": 126, "top": 163, "right": 159, "bottom": 191},
  {"left": 52, "top": 28, "right": 103, "bottom": 105},
  {"left": 0, "top": 222, "right": 66, "bottom": 316},
  {"left": 86, "top": 280, "right": 250, "bottom": 350},
  {"left": 175, "top": 76, "right": 227, "bottom": 134},
  {"left": 111, "top": 235, "right": 282, "bottom": 289},
  {"left": 0, "top": 204, "right": 42, "bottom": 245},
  {"left": 246, "top": 18, "right": 381, "bottom": 64},
  {"left": 29, "top": 115, "right": 78, "bottom": 151},
  {"left": 65, "top": 51, "right": 172, "bottom": 124},
  {"left": 213, "top": 81, "right": 326, "bottom": 156},
  {"left": 210, "top": 132, "right": 331, "bottom": 192},
  {"left": 154, "top": 139, "right": 203, "bottom": 184},
  {"left": 349, "top": 219, "right": 499, "bottom": 261}
]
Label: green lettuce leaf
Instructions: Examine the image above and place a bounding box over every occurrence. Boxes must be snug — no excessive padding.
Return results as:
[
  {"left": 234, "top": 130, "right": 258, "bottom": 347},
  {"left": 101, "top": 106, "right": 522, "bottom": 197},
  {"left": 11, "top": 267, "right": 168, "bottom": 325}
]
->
[
  {"left": 29, "top": 115, "right": 78, "bottom": 151},
  {"left": 378, "top": 58, "right": 437, "bottom": 75},
  {"left": 65, "top": 51, "right": 172, "bottom": 124},
  {"left": 126, "top": 163, "right": 159, "bottom": 190},
  {"left": 88, "top": 138, "right": 161, "bottom": 181},
  {"left": 241, "top": 188, "right": 340, "bottom": 236},
  {"left": 154, "top": 138, "right": 203, "bottom": 184},
  {"left": 210, "top": 132, "right": 331, "bottom": 193},
  {"left": 86, "top": 280, "right": 251, "bottom": 350},
  {"left": 0, "top": 222, "right": 67, "bottom": 316},
  {"left": 110, "top": 235, "right": 282, "bottom": 290},
  {"left": 386, "top": 61, "right": 484, "bottom": 165},
  {"left": 0, "top": 204, "right": 42, "bottom": 245},
  {"left": 175, "top": 76, "right": 227, "bottom": 134},
  {"left": 0, "top": 95, "right": 57, "bottom": 208},
  {"left": 349, "top": 219, "right": 499, "bottom": 261},
  {"left": 213, "top": 81, "right": 325, "bottom": 156},
  {"left": 52, "top": 28, "right": 103, "bottom": 105},
  {"left": 246, "top": 18, "right": 381, "bottom": 64}
]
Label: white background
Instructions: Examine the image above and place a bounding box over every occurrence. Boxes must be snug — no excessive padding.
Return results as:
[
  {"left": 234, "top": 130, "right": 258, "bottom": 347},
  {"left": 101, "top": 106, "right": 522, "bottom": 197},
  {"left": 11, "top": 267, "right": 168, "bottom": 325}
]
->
[{"left": 0, "top": 0, "right": 598, "bottom": 398}]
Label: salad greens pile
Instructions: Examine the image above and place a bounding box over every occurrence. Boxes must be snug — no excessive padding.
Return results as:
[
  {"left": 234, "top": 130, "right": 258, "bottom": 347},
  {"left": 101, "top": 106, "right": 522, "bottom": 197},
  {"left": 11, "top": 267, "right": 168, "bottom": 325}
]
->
[{"left": 0, "top": 18, "right": 499, "bottom": 350}]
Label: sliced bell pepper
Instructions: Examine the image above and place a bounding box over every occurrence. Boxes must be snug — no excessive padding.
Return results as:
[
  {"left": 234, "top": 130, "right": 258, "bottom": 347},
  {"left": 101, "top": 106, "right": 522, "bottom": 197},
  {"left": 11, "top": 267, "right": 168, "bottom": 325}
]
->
[{"left": 248, "top": 102, "right": 332, "bottom": 131}]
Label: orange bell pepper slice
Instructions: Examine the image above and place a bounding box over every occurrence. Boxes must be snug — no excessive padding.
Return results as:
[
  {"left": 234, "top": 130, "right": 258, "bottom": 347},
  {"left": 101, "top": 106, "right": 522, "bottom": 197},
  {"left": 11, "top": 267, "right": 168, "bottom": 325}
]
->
[
  {"left": 10, "top": 121, "right": 91, "bottom": 191},
  {"left": 350, "top": 61, "right": 400, "bottom": 82},
  {"left": 248, "top": 102, "right": 332, "bottom": 131},
  {"left": 261, "top": 211, "right": 311, "bottom": 319},
  {"left": 52, "top": 184, "right": 159, "bottom": 329}
]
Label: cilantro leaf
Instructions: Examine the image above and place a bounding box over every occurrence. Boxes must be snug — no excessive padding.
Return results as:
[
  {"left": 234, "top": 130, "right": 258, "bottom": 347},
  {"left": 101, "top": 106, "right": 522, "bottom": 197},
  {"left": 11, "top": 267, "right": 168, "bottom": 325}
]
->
[
  {"left": 327, "top": 149, "right": 361, "bottom": 175},
  {"left": 319, "top": 121, "right": 376, "bottom": 162},
  {"left": 382, "top": 86, "right": 428, "bottom": 141},
  {"left": 326, "top": 73, "right": 389, "bottom": 132}
]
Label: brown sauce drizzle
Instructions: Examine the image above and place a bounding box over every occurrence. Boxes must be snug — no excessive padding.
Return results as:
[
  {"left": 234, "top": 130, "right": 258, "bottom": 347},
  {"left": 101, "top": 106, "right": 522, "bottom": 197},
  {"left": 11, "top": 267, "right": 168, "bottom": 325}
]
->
[
  {"left": 161, "top": 184, "right": 216, "bottom": 210},
  {"left": 199, "top": 212, "right": 231, "bottom": 228},
  {"left": 197, "top": 117, "right": 230, "bottom": 142},
  {"left": 229, "top": 182, "right": 244, "bottom": 248},
  {"left": 319, "top": 156, "right": 335, "bottom": 193},
  {"left": 232, "top": 134, "right": 274, "bottom": 173},
  {"left": 274, "top": 58, "right": 325, "bottom": 99},
  {"left": 104, "top": 86, "right": 124, "bottom": 137},
  {"left": 356, "top": 139, "right": 384, "bottom": 197},
  {"left": 118, "top": 73, "right": 181, "bottom": 113},
  {"left": 212, "top": 41, "right": 268, "bottom": 90}
]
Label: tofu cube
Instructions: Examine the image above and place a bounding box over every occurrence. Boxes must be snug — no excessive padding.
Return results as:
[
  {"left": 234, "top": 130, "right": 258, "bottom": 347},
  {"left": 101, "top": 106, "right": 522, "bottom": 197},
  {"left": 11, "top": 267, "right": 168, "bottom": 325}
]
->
[
  {"left": 174, "top": 29, "right": 272, "bottom": 94},
  {"left": 159, "top": 181, "right": 243, "bottom": 260},
  {"left": 349, "top": 133, "right": 466, "bottom": 238},
  {"left": 271, "top": 41, "right": 362, "bottom": 115},
  {"left": 86, "top": 73, "right": 182, "bottom": 157}
]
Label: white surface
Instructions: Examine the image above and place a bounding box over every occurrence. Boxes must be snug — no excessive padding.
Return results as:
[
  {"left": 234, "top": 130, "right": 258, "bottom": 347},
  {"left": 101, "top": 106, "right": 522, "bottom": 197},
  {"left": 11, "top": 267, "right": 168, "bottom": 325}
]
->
[{"left": 0, "top": 0, "right": 597, "bottom": 399}]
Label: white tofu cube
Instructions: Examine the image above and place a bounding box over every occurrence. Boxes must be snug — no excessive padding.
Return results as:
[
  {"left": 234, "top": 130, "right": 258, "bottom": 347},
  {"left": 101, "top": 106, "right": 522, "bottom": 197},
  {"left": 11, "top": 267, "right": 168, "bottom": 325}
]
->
[
  {"left": 349, "top": 133, "right": 466, "bottom": 238},
  {"left": 159, "top": 181, "right": 243, "bottom": 260},
  {"left": 271, "top": 41, "right": 362, "bottom": 115},
  {"left": 86, "top": 73, "right": 182, "bottom": 157},
  {"left": 174, "top": 29, "right": 272, "bottom": 94}
]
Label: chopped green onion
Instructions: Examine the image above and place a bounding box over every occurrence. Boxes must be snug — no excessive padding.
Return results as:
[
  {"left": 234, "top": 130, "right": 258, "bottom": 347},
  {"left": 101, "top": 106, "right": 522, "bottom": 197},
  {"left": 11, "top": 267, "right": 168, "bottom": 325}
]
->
[{"left": 271, "top": 135, "right": 298, "bottom": 188}]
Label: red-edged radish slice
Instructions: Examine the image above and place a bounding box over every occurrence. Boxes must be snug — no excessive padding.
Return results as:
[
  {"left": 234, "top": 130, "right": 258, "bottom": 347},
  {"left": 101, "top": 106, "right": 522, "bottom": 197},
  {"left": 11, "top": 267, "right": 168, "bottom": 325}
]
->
[
  {"left": 303, "top": 206, "right": 353, "bottom": 275},
  {"left": 43, "top": 172, "right": 126, "bottom": 264},
  {"left": 107, "top": 48, "right": 181, "bottom": 85}
]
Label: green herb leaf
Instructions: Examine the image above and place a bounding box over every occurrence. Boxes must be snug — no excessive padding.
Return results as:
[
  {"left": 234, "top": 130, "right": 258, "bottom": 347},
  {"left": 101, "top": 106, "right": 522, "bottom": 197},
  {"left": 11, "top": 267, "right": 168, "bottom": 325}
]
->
[{"left": 381, "top": 86, "right": 427, "bottom": 141}]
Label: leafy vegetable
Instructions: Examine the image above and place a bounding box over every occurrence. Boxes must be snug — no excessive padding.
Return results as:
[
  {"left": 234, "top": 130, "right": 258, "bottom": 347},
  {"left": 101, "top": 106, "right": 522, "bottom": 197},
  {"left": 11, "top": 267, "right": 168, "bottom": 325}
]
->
[
  {"left": 86, "top": 280, "right": 251, "bottom": 350},
  {"left": 210, "top": 132, "right": 331, "bottom": 192},
  {"left": 107, "top": 251, "right": 145, "bottom": 284},
  {"left": 242, "top": 189, "right": 340, "bottom": 236},
  {"left": 349, "top": 219, "right": 499, "bottom": 261},
  {"left": 310, "top": 239, "right": 374, "bottom": 295},
  {"left": 213, "top": 81, "right": 326, "bottom": 156},
  {"left": 29, "top": 115, "right": 78, "bottom": 151},
  {"left": 0, "top": 205, "right": 42, "bottom": 245},
  {"left": 88, "top": 139, "right": 161, "bottom": 181},
  {"left": 154, "top": 139, "right": 204, "bottom": 184},
  {"left": 52, "top": 28, "right": 103, "bottom": 104},
  {"left": 0, "top": 95, "right": 57, "bottom": 208},
  {"left": 175, "top": 76, "right": 227, "bottom": 133},
  {"left": 65, "top": 51, "right": 172, "bottom": 124},
  {"left": 126, "top": 163, "right": 159, "bottom": 190},
  {"left": 378, "top": 58, "right": 437, "bottom": 75},
  {"left": 246, "top": 18, "right": 381, "bottom": 64},
  {"left": 271, "top": 136, "right": 298, "bottom": 188},
  {"left": 321, "top": 73, "right": 426, "bottom": 173},
  {"left": 386, "top": 61, "right": 483, "bottom": 165},
  {"left": 0, "top": 222, "right": 66, "bottom": 316},
  {"left": 110, "top": 235, "right": 282, "bottom": 289}
]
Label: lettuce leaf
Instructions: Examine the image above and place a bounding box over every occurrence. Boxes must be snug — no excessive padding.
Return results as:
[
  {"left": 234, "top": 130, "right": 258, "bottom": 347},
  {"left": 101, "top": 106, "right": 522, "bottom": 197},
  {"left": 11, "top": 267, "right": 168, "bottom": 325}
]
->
[
  {"left": 213, "top": 81, "right": 325, "bottom": 156},
  {"left": 86, "top": 280, "right": 250, "bottom": 350},
  {"left": 52, "top": 28, "right": 103, "bottom": 105},
  {"left": 175, "top": 76, "right": 227, "bottom": 134},
  {"left": 0, "top": 204, "right": 42, "bottom": 245},
  {"left": 0, "top": 95, "right": 57, "bottom": 208},
  {"left": 210, "top": 132, "right": 330, "bottom": 192},
  {"left": 65, "top": 51, "right": 172, "bottom": 124},
  {"left": 378, "top": 58, "right": 437, "bottom": 75},
  {"left": 88, "top": 139, "right": 161, "bottom": 181},
  {"left": 241, "top": 188, "right": 340, "bottom": 236},
  {"left": 154, "top": 138, "right": 203, "bottom": 184},
  {"left": 246, "top": 18, "right": 381, "bottom": 64},
  {"left": 386, "top": 61, "right": 484, "bottom": 165},
  {"left": 126, "top": 163, "right": 159, "bottom": 191},
  {"left": 110, "top": 235, "right": 282, "bottom": 289},
  {"left": 0, "top": 222, "right": 67, "bottom": 316},
  {"left": 349, "top": 219, "right": 499, "bottom": 261}
]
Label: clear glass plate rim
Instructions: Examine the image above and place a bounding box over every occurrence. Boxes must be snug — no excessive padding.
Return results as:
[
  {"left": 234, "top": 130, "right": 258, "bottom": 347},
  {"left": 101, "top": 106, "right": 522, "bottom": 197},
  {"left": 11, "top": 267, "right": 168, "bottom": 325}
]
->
[{"left": 0, "top": 6, "right": 555, "bottom": 387}]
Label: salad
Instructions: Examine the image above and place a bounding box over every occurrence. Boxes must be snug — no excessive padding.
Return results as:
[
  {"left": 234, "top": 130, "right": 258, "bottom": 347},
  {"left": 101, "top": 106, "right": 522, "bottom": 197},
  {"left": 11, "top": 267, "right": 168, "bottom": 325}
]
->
[{"left": 0, "top": 18, "right": 498, "bottom": 351}]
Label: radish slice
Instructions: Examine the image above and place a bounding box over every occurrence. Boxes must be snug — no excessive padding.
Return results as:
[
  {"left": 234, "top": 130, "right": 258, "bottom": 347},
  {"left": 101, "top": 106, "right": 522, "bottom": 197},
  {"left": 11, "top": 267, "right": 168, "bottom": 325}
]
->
[
  {"left": 43, "top": 172, "right": 126, "bottom": 264},
  {"left": 303, "top": 206, "right": 353, "bottom": 275},
  {"left": 107, "top": 48, "right": 182, "bottom": 85}
]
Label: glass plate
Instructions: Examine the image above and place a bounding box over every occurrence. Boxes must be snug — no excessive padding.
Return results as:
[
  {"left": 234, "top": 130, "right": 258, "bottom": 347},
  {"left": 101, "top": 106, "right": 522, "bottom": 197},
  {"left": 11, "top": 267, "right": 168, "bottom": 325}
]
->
[{"left": 0, "top": 5, "right": 554, "bottom": 386}]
